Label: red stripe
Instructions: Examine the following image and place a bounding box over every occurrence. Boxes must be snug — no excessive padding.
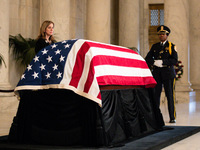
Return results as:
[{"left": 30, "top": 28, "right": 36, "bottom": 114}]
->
[
  {"left": 86, "top": 41, "right": 138, "bottom": 54},
  {"left": 92, "top": 55, "right": 148, "bottom": 68},
  {"left": 83, "top": 58, "right": 95, "bottom": 93},
  {"left": 97, "top": 76, "right": 156, "bottom": 87},
  {"left": 83, "top": 55, "right": 149, "bottom": 93},
  {"left": 69, "top": 42, "right": 90, "bottom": 88},
  {"left": 97, "top": 92, "right": 101, "bottom": 100}
]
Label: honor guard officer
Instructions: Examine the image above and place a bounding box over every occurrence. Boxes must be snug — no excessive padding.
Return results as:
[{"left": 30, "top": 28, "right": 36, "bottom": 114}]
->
[{"left": 145, "top": 25, "right": 178, "bottom": 123}]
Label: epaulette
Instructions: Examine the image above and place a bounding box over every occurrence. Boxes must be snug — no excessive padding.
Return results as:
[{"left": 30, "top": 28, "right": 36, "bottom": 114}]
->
[
  {"left": 168, "top": 41, "right": 172, "bottom": 55},
  {"left": 168, "top": 41, "right": 176, "bottom": 55}
]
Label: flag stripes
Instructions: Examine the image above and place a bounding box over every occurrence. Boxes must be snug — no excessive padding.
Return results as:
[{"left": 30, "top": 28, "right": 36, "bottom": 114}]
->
[{"left": 15, "top": 39, "right": 156, "bottom": 106}]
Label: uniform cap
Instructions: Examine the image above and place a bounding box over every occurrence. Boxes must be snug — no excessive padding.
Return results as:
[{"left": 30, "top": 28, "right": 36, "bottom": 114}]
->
[{"left": 157, "top": 25, "right": 170, "bottom": 35}]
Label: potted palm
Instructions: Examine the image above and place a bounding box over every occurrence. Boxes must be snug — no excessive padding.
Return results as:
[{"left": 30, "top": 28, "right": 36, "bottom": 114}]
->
[
  {"left": 128, "top": 47, "right": 139, "bottom": 53},
  {"left": 9, "top": 34, "right": 36, "bottom": 69}
]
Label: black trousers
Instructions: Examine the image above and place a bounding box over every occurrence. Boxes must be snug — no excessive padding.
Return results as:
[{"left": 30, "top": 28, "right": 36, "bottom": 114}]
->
[{"left": 154, "top": 75, "right": 176, "bottom": 121}]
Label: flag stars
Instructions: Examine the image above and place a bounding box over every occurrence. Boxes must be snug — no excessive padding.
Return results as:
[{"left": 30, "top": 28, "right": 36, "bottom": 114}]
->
[
  {"left": 27, "top": 64, "right": 32, "bottom": 71},
  {"left": 21, "top": 74, "right": 25, "bottom": 80},
  {"left": 33, "top": 56, "right": 39, "bottom": 62},
  {"left": 55, "top": 49, "right": 61, "bottom": 55},
  {"left": 46, "top": 55, "right": 53, "bottom": 63},
  {"left": 45, "top": 72, "right": 51, "bottom": 79},
  {"left": 64, "top": 44, "right": 70, "bottom": 49},
  {"left": 41, "top": 49, "right": 48, "bottom": 55},
  {"left": 56, "top": 72, "right": 62, "bottom": 79},
  {"left": 51, "top": 44, "right": 57, "bottom": 49},
  {"left": 62, "top": 40, "right": 67, "bottom": 44},
  {"left": 40, "top": 64, "right": 46, "bottom": 71},
  {"left": 32, "top": 72, "right": 39, "bottom": 79},
  {"left": 52, "top": 64, "right": 58, "bottom": 71},
  {"left": 60, "top": 55, "right": 65, "bottom": 62}
]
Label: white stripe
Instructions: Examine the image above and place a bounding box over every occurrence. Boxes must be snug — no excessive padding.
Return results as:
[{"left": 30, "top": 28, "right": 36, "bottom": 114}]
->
[
  {"left": 76, "top": 48, "right": 92, "bottom": 90},
  {"left": 94, "top": 65, "right": 152, "bottom": 77},
  {"left": 60, "top": 39, "right": 85, "bottom": 85},
  {"left": 90, "top": 47, "right": 144, "bottom": 61},
  {"left": 88, "top": 75, "right": 100, "bottom": 98}
]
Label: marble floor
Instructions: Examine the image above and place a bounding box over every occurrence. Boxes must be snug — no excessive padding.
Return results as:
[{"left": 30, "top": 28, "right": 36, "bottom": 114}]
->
[
  {"left": 161, "top": 91, "right": 200, "bottom": 150},
  {"left": 0, "top": 91, "right": 200, "bottom": 150}
]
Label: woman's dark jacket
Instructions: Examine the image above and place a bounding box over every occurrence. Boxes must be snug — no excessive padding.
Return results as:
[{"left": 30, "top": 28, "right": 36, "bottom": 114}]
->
[{"left": 35, "top": 38, "right": 54, "bottom": 54}]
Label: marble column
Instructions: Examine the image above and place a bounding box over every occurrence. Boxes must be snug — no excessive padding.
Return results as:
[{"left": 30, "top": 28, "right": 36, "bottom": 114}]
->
[
  {"left": 86, "top": 0, "right": 111, "bottom": 44},
  {"left": 119, "top": 0, "right": 140, "bottom": 50},
  {"left": 69, "top": 0, "right": 87, "bottom": 39},
  {"left": 9, "top": 0, "right": 40, "bottom": 88},
  {"left": 165, "top": 0, "right": 192, "bottom": 101},
  {"left": 189, "top": 0, "right": 200, "bottom": 91},
  {"left": 40, "top": 0, "right": 71, "bottom": 41},
  {"left": 9, "top": 0, "right": 40, "bottom": 39},
  {"left": 0, "top": 0, "right": 12, "bottom": 96}
]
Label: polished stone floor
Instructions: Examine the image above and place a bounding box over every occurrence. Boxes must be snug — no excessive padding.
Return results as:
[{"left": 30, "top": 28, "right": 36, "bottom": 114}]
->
[
  {"left": 161, "top": 91, "right": 200, "bottom": 150},
  {"left": 0, "top": 91, "right": 200, "bottom": 150}
]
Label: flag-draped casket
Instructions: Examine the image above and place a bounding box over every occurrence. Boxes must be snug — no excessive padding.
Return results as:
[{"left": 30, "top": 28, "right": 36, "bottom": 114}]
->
[
  {"left": 14, "top": 39, "right": 156, "bottom": 106},
  {"left": 9, "top": 39, "right": 162, "bottom": 147}
]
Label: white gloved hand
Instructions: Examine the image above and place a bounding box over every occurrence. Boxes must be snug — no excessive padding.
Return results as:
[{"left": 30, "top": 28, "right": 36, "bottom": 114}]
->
[{"left": 154, "top": 60, "right": 163, "bottom": 67}]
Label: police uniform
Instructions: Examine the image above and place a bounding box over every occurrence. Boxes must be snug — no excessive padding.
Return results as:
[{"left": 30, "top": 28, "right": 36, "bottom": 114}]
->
[{"left": 145, "top": 25, "right": 178, "bottom": 123}]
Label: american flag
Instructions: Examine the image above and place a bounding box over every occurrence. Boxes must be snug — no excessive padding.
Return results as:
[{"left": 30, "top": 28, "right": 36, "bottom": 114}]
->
[{"left": 15, "top": 39, "right": 156, "bottom": 106}]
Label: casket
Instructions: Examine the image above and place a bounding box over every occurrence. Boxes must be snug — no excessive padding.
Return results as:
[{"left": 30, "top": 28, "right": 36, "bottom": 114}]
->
[{"left": 8, "top": 39, "right": 164, "bottom": 147}]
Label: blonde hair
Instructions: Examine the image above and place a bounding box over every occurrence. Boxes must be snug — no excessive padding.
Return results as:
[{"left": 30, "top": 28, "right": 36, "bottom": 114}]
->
[{"left": 36, "top": 20, "right": 56, "bottom": 42}]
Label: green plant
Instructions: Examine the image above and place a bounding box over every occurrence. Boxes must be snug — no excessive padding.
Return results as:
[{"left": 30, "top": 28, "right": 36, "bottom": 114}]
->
[
  {"left": 128, "top": 47, "right": 139, "bottom": 53},
  {"left": 9, "top": 34, "right": 36, "bottom": 69},
  {"left": 0, "top": 53, "right": 6, "bottom": 67}
]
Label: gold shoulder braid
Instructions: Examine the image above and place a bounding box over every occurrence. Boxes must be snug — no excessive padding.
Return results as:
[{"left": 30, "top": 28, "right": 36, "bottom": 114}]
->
[{"left": 168, "top": 41, "right": 172, "bottom": 55}]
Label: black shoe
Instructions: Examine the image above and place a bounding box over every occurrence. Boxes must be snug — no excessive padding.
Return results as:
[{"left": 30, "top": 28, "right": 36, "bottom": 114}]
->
[{"left": 169, "top": 119, "right": 176, "bottom": 123}]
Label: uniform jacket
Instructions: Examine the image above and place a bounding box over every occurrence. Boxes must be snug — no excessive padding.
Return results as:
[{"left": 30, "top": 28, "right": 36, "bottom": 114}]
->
[{"left": 145, "top": 40, "right": 178, "bottom": 80}]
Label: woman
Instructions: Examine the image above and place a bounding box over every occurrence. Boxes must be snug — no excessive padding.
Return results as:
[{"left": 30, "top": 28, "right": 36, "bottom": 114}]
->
[{"left": 35, "top": 20, "right": 56, "bottom": 54}]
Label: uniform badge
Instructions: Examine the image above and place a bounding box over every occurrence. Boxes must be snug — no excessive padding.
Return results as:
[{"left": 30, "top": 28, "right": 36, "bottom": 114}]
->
[{"left": 159, "top": 50, "right": 164, "bottom": 54}]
